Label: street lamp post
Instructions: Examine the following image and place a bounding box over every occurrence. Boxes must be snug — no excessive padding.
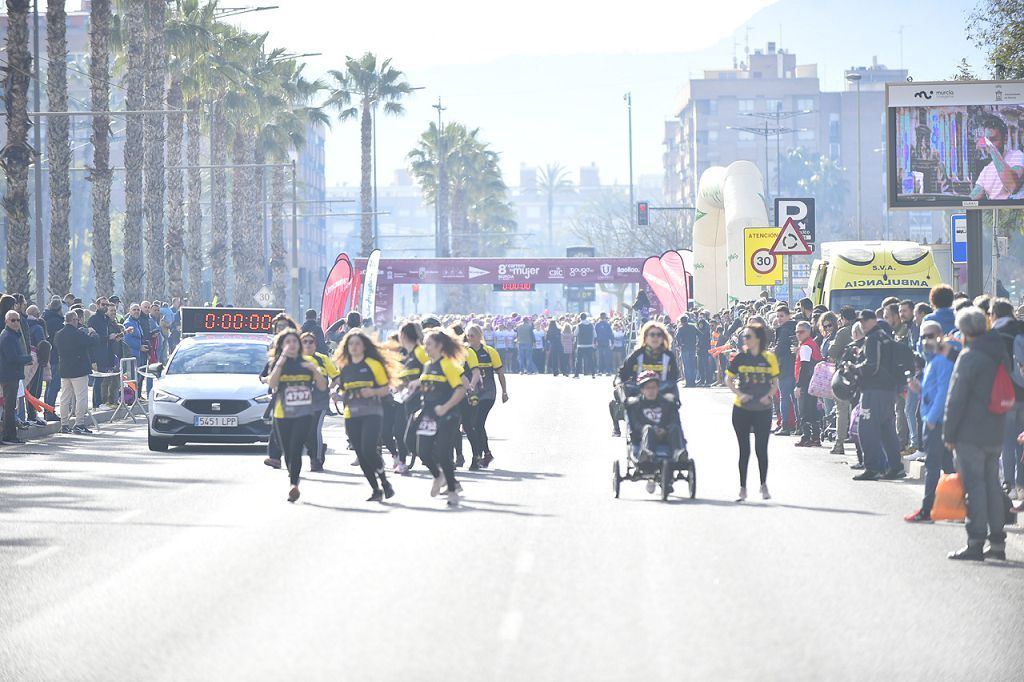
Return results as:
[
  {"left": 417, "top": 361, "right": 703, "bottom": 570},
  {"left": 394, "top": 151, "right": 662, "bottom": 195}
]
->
[
  {"left": 624, "top": 93, "right": 635, "bottom": 224},
  {"left": 846, "top": 72, "right": 863, "bottom": 240}
]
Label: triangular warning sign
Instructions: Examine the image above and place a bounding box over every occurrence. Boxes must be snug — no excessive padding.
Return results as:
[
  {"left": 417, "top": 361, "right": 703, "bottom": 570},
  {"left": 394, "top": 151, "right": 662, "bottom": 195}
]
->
[{"left": 770, "top": 218, "right": 812, "bottom": 256}]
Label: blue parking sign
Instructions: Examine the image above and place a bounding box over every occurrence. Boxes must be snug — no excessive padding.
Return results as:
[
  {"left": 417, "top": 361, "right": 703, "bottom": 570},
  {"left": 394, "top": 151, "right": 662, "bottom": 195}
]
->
[{"left": 951, "top": 214, "right": 967, "bottom": 264}]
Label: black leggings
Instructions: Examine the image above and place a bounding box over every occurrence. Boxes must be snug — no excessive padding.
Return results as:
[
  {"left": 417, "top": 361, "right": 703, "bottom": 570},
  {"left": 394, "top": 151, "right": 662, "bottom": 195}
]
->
[
  {"left": 303, "top": 410, "right": 326, "bottom": 466},
  {"left": 275, "top": 414, "right": 315, "bottom": 486},
  {"left": 416, "top": 410, "right": 459, "bottom": 489},
  {"left": 732, "top": 406, "right": 771, "bottom": 487},
  {"left": 380, "top": 398, "right": 400, "bottom": 458},
  {"left": 467, "top": 397, "right": 496, "bottom": 461},
  {"left": 345, "top": 415, "right": 387, "bottom": 492}
]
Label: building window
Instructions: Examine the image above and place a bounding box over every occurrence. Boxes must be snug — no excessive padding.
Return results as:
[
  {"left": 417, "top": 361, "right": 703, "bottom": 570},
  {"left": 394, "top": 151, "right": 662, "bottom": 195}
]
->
[
  {"left": 766, "top": 99, "right": 783, "bottom": 113},
  {"left": 797, "top": 98, "right": 815, "bottom": 111},
  {"left": 737, "top": 99, "right": 754, "bottom": 113},
  {"left": 696, "top": 99, "right": 718, "bottom": 115},
  {"left": 829, "top": 113, "right": 841, "bottom": 143},
  {"left": 708, "top": 130, "right": 719, "bottom": 143}
]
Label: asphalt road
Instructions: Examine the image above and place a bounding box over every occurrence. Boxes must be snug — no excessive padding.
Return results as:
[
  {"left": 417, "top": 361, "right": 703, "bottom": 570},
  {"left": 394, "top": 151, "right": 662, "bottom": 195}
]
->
[{"left": 2, "top": 375, "right": 1022, "bottom": 681}]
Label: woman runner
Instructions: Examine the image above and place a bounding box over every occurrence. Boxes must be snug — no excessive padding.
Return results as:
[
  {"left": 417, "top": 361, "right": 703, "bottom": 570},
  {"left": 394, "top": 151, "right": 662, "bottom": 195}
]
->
[
  {"left": 395, "top": 322, "right": 428, "bottom": 473},
  {"left": 464, "top": 324, "right": 509, "bottom": 470},
  {"left": 266, "top": 329, "right": 328, "bottom": 502},
  {"left": 726, "top": 321, "right": 779, "bottom": 502},
  {"left": 335, "top": 329, "right": 398, "bottom": 502},
  {"left": 261, "top": 314, "right": 301, "bottom": 470},
  {"left": 407, "top": 328, "right": 468, "bottom": 507},
  {"left": 300, "top": 332, "right": 339, "bottom": 472},
  {"left": 618, "top": 321, "right": 681, "bottom": 390}
]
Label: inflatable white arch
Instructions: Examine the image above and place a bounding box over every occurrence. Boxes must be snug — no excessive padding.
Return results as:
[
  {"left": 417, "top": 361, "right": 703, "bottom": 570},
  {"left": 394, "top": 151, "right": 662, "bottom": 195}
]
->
[{"left": 691, "top": 160, "right": 769, "bottom": 310}]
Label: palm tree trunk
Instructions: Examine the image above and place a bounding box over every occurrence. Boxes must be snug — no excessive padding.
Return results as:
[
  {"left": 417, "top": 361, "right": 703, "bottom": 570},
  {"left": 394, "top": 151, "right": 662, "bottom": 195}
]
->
[
  {"left": 359, "top": 101, "right": 373, "bottom": 256},
  {"left": 230, "top": 129, "right": 248, "bottom": 302},
  {"left": 270, "top": 165, "right": 286, "bottom": 307},
  {"left": 122, "top": 0, "right": 146, "bottom": 304},
  {"left": 437, "top": 137, "right": 449, "bottom": 258},
  {"left": 186, "top": 97, "right": 203, "bottom": 300},
  {"left": 46, "top": 0, "right": 71, "bottom": 298},
  {"left": 250, "top": 140, "right": 265, "bottom": 300},
  {"left": 165, "top": 79, "right": 184, "bottom": 299},
  {"left": 144, "top": 0, "right": 167, "bottom": 298},
  {"left": 1, "top": 0, "right": 32, "bottom": 295},
  {"left": 88, "top": 0, "right": 113, "bottom": 298},
  {"left": 210, "top": 103, "right": 228, "bottom": 301}
]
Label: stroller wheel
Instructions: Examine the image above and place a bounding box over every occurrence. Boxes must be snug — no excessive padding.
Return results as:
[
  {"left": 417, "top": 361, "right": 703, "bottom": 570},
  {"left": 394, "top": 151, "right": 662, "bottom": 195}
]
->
[
  {"left": 687, "top": 460, "right": 697, "bottom": 499},
  {"left": 612, "top": 460, "right": 621, "bottom": 499}
]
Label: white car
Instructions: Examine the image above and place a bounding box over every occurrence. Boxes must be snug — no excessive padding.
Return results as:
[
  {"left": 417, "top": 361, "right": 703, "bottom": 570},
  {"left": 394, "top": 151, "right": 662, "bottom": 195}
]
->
[{"left": 147, "top": 334, "right": 273, "bottom": 451}]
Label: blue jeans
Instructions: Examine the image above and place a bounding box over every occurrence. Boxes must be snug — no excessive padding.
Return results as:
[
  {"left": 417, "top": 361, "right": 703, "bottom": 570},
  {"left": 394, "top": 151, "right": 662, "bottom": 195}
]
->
[
  {"left": 778, "top": 375, "right": 797, "bottom": 429},
  {"left": 681, "top": 350, "right": 697, "bottom": 387},
  {"left": 45, "top": 360, "right": 61, "bottom": 406},
  {"left": 859, "top": 388, "right": 901, "bottom": 474},
  {"left": 517, "top": 345, "right": 537, "bottom": 373},
  {"left": 921, "top": 424, "right": 955, "bottom": 516},
  {"left": 1000, "top": 402, "right": 1024, "bottom": 489},
  {"left": 904, "top": 388, "right": 921, "bottom": 450}
]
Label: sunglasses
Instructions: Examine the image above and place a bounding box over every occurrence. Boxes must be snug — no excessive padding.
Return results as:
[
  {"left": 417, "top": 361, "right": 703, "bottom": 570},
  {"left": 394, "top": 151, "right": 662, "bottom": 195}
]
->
[
  {"left": 646, "top": 331, "right": 664, "bottom": 337},
  {"left": 921, "top": 333, "right": 937, "bottom": 340},
  {"left": 822, "top": 324, "right": 835, "bottom": 329}
]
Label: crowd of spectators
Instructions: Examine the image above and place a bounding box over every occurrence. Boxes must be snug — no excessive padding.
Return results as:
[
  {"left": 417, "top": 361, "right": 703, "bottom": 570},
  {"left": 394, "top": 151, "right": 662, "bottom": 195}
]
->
[{"left": 0, "top": 291, "right": 183, "bottom": 441}]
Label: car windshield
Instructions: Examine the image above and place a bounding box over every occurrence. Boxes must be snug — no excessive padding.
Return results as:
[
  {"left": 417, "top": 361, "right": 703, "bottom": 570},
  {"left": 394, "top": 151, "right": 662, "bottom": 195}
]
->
[
  {"left": 829, "top": 288, "right": 930, "bottom": 312},
  {"left": 165, "top": 343, "right": 268, "bottom": 375}
]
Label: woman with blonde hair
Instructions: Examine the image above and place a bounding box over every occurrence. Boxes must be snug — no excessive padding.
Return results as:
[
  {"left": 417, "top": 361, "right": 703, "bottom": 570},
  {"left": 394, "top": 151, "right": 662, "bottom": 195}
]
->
[
  {"left": 617, "top": 321, "right": 680, "bottom": 390},
  {"left": 334, "top": 329, "right": 400, "bottom": 502}
]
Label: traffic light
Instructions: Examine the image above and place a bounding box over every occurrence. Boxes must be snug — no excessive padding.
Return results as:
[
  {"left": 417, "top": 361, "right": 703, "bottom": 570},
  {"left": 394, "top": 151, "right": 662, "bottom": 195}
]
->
[{"left": 637, "top": 201, "right": 649, "bottom": 226}]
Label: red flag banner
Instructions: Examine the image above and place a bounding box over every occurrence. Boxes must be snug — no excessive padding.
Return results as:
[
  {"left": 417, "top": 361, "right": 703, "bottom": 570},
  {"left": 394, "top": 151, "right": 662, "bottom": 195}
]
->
[
  {"left": 642, "top": 254, "right": 687, "bottom": 323},
  {"left": 660, "top": 250, "right": 691, "bottom": 313},
  {"left": 320, "top": 254, "right": 353, "bottom": 333}
]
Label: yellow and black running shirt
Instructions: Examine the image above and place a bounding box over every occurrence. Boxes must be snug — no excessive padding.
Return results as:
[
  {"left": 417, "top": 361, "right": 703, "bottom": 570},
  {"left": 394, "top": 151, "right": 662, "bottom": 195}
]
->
[
  {"left": 339, "top": 357, "right": 389, "bottom": 419},
  {"left": 273, "top": 355, "right": 318, "bottom": 420},
  {"left": 399, "top": 344, "right": 430, "bottom": 383},
  {"left": 726, "top": 350, "right": 779, "bottom": 410},
  {"left": 310, "top": 352, "right": 340, "bottom": 411},
  {"left": 467, "top": 344, "right": 502, "bottom": 399},
  {"left": 420, "top": 356, "right": 465, "bottom": 409},
  {"left": 619, "top": 347, "right": 679, "bottom": 385}
]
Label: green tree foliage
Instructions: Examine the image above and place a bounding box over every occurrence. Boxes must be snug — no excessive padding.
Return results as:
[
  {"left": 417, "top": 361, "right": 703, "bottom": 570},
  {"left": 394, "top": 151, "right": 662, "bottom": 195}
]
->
[{"left": 968, "top": 0, "right": 1024, "bottom": 79}]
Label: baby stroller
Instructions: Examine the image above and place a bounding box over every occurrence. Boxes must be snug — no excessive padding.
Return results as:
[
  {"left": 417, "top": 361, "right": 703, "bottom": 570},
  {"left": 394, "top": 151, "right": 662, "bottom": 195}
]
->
[{"left": 820, "top": 402, "right": 838, "bottom": 444}]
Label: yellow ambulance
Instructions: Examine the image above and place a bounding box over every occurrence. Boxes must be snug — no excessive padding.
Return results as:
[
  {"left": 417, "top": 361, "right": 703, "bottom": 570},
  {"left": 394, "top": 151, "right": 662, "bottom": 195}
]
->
[{"left": 807, "top": 241, "right": 942, "bottom": 311}]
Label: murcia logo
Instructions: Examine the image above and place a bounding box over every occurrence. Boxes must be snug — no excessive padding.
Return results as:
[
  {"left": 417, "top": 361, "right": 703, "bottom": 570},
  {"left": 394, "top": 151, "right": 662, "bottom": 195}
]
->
[
  {"left": 913, "top": 90, "right": 933, "bottom": 100},
  {"left": 600, "top": 264, "right": 611, "bottom": 276}
]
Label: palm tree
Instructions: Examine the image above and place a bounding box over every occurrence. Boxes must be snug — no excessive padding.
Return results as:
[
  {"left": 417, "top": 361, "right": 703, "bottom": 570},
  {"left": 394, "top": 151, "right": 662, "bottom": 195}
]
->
[
  {"left": 88, "top": 0, "right": 114, "bottom": 298},
  {"left": 46, "top": 0, "right": 71, "bottom": 297},
  {"left": 327, "top": 53, "right": 412, "bottom": 256},
  {"left": 1, "top": 0, "right": 33, "bottom": 295},
  {"left": 166, "top": 0, "right": 217, "bottom": 301},
  {"left": 122, "top": 0, "right": 147, "bottom": 304},
  {"left": 144, "top": 0, "right": 168, "bottom": 298},
  {"left": 538, "top": 163, "right": 572, "bottom": 252},
  {"left": 408, "top": 122, "right": 451, "bottom": 256}
]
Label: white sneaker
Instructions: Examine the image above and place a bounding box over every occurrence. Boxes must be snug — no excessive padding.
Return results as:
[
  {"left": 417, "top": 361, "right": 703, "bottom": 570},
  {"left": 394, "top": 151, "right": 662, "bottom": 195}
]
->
[
  {"left": 1010, "top": 486, "right": 1023, "bottom": 501},
  {"left": 645, "top": 480, "right": 656, "bottom": 494},
  {"left": 446, "top": 491, "right": 460, "bottom": 507},
  {"left": 760, "top": 484, "right": 771, "bottom": 500},
  {"left": 736, "top": 487, "right": 747, "bottom": 502},
  {"left": 430, "top": 474, "right": 444, "bottom": 497}
]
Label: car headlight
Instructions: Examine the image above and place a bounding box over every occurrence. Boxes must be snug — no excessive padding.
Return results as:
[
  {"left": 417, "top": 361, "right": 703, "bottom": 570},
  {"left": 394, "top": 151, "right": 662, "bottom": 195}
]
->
[
  {"left": 254, "top": 393, "right": 273, "bottom": 403},
  {"left": 150, "top": 388, "right": 182, "bottom": 403}
]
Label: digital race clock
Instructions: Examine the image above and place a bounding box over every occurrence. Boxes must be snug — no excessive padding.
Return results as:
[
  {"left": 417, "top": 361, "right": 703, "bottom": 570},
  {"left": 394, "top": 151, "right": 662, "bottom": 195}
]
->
[
  {"left": 492, "top": 283, "right": 536, "bottom": 292},
  {"left": 180, "top": 307, "right": 284, "bottom": 335}
]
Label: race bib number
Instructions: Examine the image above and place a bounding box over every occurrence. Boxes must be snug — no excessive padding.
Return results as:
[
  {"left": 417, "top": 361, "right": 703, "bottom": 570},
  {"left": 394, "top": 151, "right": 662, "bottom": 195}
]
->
[
  {"left": 417, "top": 416, "right": 438, "bottom": 437},
  {"left": 284, "top": 385, "right": 312, "bottom": 407}
]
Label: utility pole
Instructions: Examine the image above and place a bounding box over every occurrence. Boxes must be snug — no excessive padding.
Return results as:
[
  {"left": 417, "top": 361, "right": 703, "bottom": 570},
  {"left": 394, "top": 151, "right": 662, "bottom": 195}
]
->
[
  {"left": 625, "top": 93, "right": 635, "bottom": 224},
  {"left": 846, "top": 71, "right": 863, "bottom": 240},
  {"left": 432, "top": 97, "right": 447, "bottom": 257},
  {"left": 32, "top": 0, "right": 44, "bottom": 298}
]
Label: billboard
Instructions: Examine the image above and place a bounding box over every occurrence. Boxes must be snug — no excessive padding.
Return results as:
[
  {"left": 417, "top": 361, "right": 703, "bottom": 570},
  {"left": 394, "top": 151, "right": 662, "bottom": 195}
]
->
[{"left": 886, "top": 80, "right": 1024, "bottom": 209}]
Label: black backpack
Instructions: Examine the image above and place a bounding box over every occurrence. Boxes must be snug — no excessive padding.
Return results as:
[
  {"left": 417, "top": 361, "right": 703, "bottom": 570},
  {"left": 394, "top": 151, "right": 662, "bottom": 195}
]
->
[{"left": 888, "top": 339, "right": 919, "bottom": 385}]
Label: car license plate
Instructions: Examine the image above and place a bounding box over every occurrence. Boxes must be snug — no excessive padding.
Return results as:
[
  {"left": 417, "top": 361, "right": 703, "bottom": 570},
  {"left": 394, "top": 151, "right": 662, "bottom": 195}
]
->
[{"left": 194, "top": 416, "right": 238, "bottom": 427}]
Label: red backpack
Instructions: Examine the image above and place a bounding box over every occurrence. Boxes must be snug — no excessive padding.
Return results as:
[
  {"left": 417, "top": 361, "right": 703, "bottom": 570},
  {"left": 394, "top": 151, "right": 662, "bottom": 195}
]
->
[{"left": 989, "top": 362, "right": 1016, "bottom": 415}]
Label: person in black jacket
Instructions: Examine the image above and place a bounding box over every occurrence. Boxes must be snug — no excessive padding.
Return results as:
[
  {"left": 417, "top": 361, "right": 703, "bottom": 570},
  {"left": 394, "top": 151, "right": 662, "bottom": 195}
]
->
[
  {"left": 695, "top": 313, "right": 711, "bottom": 386},
  {"left": 944, "top": 306, "right": 1010, "bottom": 562},
  {"left": 772, "top": 306, "right": 799, "bottom": 435},
  {"left": 851, "top": 310, "right": 904, "bottom": 481},
  {"left": 626, "top": 371, "right": 687, "bottom": 477},
  {"left": 989, "top": 298, "right": 1024, "bottom": 501},
  {"left": 301, "top": 308, "right": 329, "bottom": 355},
  {"left": 54, "top": 311, "right": 97, "bottom": 435},
  {"left": 675, "top": 314, "right": 698, "bottom": 388},
  {"left": 0, "top": 310, "right": 32, "bottom": 444}
]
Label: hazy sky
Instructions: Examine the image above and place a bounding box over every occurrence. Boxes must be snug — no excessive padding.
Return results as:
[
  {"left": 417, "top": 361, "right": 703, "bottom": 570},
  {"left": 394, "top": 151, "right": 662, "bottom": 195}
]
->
[{"left": 224, "top": 0, "right": 987, "bottom": 189}]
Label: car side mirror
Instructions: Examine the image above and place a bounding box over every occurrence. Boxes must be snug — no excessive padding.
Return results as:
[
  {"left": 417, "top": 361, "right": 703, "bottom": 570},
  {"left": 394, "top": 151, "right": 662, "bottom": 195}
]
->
[{"left": 146, "top": 362, "right": 163, "bottom": 377}]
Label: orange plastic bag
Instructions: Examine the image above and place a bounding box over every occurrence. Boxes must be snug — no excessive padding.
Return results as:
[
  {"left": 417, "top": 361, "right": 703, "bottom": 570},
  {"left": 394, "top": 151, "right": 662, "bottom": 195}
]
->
[{"left": 931, "top": 473, "right": 966, "bottom": 521}]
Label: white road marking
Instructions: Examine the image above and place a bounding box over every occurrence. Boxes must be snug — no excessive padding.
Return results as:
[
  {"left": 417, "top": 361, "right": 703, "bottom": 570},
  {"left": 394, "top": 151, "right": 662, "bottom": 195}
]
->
[
  {"left": 113, "top": 509, "right": 143, "bottom": 523},
  {"left": 499, "top": 611, "right": 522, "bottom": 642},
  {"left": 515, "top": 550, "right": 534, "bottom": 574},
  {"left": 16, "top": 546, "right": 62, "bottom": 567}
]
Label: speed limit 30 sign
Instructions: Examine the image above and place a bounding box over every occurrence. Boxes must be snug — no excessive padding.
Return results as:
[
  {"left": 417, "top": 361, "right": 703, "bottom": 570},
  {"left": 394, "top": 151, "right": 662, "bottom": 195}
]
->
[{"left": 743, "top": 227, "right": 783, "bottom": 286}]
